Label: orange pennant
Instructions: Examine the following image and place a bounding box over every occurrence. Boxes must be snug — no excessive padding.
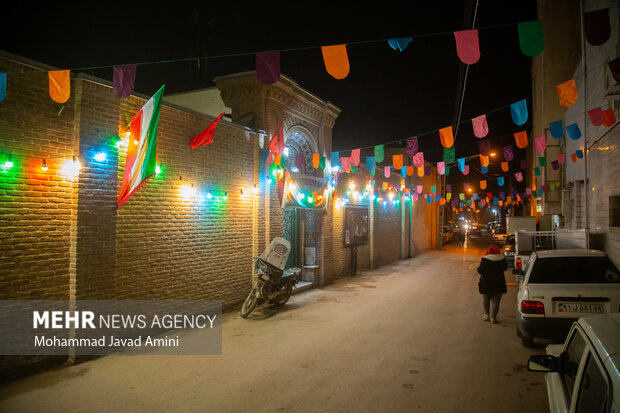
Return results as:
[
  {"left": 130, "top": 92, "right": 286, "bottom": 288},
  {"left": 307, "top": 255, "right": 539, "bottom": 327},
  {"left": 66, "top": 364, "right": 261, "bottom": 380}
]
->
[
  {"left": 313, "top": 153, "right": 320, "bottom": 169},
  {"left": 49, "top": 70, "right": 71, "bottom": 103},
  {"left": 321, "top": 45, "right": 350, "bottom": 79},
  {"left": 275, "top": 153, "right": 282, "bottom": 166},
  {"left": 439, "top": 126, "right": 454, "bottom": 148},
  {"left": 514, "top": 131, "right": 528, "bottom": 148},
  {"left": 406, "top": 166, "right": 413, "bottom": 176},
  {"left": 571, "top": 153, "right": 579, "bottom": 162},
  {"left": 480, "top": 180, "right": 487, "bottom": 190},
  {"left": 507, "top": 196, "right": 512, "bottom": 204},
  {"left": 501, "top": 162, "right": 509, "bottom": 172},
  {"left": 439, "top": 198, "right": 446, "bottom": 205},
  {"left": 556, "top": 79, "right": 578, "bottom": 107},
  {"left": 480, "top": 155, "right": 489, "bottom": 167},
  {"left": 393, "top": 154, "right": 403, "bottom": 170}
]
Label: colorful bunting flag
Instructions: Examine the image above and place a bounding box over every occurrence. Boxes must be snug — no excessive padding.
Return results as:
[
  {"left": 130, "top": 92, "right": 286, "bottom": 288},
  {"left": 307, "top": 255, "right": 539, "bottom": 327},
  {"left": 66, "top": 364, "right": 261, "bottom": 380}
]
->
[
  {"left": 539, "top": 156, "right": 546, "bottom": 167},
  {"left": 514, "top": 131, "right": 528, "bottom": 148},
  {"left": 413, "top": 152, "right": 424, "bottom": 168},
  {"left": 557, "top": 79, "right": 578, "bottom": 107},
  {"left": 425, "top": 166, "right": 432, "bottom": 176},
  {"left": 584, "top": 8, "right": 611, "bottom": 46},
  {"left": 384, "top": 166, "right": 390, "bottom": 178},
  {"left": 437, "top": 162, "right": 445, "bottom": 175},
  {"left": 550, "top": 120, "right": 564, "bottom": 138},
  {"left": 571, "top": 153, "right": 579, "bottom": 162},
  {"left": 510, "top": 99, "right": 528, "bottom": 126},
  {"left": 472, "top": 114, "right": 489, "bottom": 138},
  {"left": 480, "top": 155, "right": 489, "bottom": 167},
  {"left": 479, "top": 140, "right": 490, "bottom": 156},
  {"left": 503, "top": 145, "right": 514, "bottom": 161},
  {"left": 515, "top": 172, "right": 523, "bottom": 182},
  {"left": 407, "top": 166, "right": 413, "bottom": 176},
  {"left": 313, "top": 153, "right": 320, "bottom": 169},
  {"left": 0, "top": 73, "right": 5, "bottom": 103},
  {"left": 393, "top": 154, "right": 403, "bottom": 170},
  {"left": 481, "top": 165, "right": 488, "bottom": 174},
  {"left": 417, "top": 167, "right": 424, "bottom": 177},
  {"left": 189, "top": 112, "right": 225, "bottom": 148},
  {"left": 341, "top": 157, "right": 351, "bottom": 172},
  {"left": 321, "top": 44, "right": 350, "bottom": 79},
  {"left": 454, "top": 29, "right": 480, "bottom": 64},
  {"left": 501, "top": 162, "right": 509, "bottom": 172},
  {"left": 457, "top": 157, "right": 465, "bottom": 172},
  {"left": 588, "top": 108, "right": 604, "bottom": 126},
  {"left": 443, "top": 147, "right": 455, "bottom": 163},
  {"left": 497, "top": 177, "right": 504, "bottom": 186},
  {"left": 401, "top": 167, "right": 407, "bottom": 178},
  {"left": 566, "top": 123, "right": 581, "bottom": 140},
  {"left": 256, "top": 51, "right": 280, "bottom": 85},
  {"left": 350, "top": 149, "right": 360, "bottom": 166},
  {"left": 603, "top": 109, "right": 616, "bottom": 126},
  {"left": 439, "top": 126, "right": 454, "bottom": 148},
  {"left": 576, "top": 149, "right": 583, "bottom": 159},
  {"left": 518, "top": 20, "right": 544, "bottom": 56},
  {"left": 462, "top": 165, "right": 469, "bottom": 175},
  {"left": 551, "top": 160, "right": 559, "bottom": 170},
  {"left": 558, "top": 154, "right": 565, "bottom": 164},
  {"left": 480, "top": 180, "right": 487, "bottom": 190},
  {"left": 375, "top": 145, "right": 384, "bottom": 163},
  {"left": 366, "top": 156, "right": 376, "bottom": 176},
  {"left": 113, "top": 65, "right": 137, "bottom": 99},
  {"left": 406, "top": 137, "right": 418, "bottom": 156},
  {"left": 331, "top": 152, "right": 340, "bottom": 170},
  {"left": 535, "top": 135, "right": 546, "bottom": 152},
  {"left": 49, "top": 70, "right": 70, "bottom": 103},
  {"left": 534, "top": 166, "right": 541, "bottom": 176},
  {"left": 388, "top": 37, "right": 413, "bottom": 52},
  {"left": 417, "top": 185, "right": 423, "bottom": 194},
  {"left": 269, "top": 125, "right": 285, "bottom": 154},
  {"left": 319, "top": 157, "right": 325, "bottom": 171},
  {"left": 118, "top": 85, "right": 164, "bottom": 208}
]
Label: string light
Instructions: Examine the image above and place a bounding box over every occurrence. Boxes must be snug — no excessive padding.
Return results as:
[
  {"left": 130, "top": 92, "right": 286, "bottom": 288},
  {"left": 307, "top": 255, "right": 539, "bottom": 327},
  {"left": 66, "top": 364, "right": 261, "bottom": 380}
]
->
[
  {"left": 41, "top": 159, "right": 48, "bottom": 171},
  {"left": 94, "top": 151, "right": 107, "bottom": 162}
]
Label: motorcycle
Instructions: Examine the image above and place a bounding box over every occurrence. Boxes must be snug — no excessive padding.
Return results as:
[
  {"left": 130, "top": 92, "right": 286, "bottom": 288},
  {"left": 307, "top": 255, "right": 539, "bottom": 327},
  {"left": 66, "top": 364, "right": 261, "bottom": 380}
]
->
[{"left": 240, "top": 237, "right": 302, "bottom": 318}]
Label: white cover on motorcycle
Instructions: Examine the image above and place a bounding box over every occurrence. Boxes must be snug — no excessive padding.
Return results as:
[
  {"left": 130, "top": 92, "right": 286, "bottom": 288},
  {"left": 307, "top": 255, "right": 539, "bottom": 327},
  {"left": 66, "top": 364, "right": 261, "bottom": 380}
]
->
[{"left": 259, "top": 237, "right": 291, "bottom": 271}]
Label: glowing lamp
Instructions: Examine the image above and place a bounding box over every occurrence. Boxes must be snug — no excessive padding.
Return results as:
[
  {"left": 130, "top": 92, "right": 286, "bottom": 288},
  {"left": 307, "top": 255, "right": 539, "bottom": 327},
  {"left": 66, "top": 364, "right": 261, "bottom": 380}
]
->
[
  {"left": 41, "top": 159, "right": 48, "bottom": 172},
  {"left": 94, "top": 152, "right": 107, "bottom": 162},
  {"left": 155, "top": 164, "right": 161, "bottom": 175}
]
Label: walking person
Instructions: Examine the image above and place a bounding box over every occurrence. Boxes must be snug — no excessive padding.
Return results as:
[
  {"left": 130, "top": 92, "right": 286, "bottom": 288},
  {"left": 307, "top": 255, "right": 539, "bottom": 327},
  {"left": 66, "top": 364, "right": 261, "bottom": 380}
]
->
[
  {"left": 457, "top": 225, "right": 466, "bottom": 246},
  {"left": 477, "top": 244, "right": 507, "bottom": 324}
]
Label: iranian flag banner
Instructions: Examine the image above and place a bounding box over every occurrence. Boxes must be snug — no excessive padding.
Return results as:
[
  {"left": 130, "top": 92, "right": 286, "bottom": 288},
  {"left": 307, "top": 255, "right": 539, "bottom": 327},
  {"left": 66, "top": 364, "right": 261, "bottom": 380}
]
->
[{"left": 117, "top": 85, "right": 165, "bottom": 208}]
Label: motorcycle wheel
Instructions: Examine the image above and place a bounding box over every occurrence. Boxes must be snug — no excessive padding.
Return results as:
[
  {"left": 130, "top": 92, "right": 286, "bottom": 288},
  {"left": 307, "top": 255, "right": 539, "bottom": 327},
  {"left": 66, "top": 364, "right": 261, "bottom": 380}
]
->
[
  {"left": 240, "top": 283, "right": 260, "bottom": 318},
  {"left": 272, "top": 282, "right": 293, "bottom": 307}
]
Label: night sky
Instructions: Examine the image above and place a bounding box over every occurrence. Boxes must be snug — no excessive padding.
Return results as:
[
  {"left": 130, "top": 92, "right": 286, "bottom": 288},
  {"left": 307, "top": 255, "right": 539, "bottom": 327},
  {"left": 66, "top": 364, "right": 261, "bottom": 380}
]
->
[{"left": 1, "top": 1, "right": 538, "bottom": 192}]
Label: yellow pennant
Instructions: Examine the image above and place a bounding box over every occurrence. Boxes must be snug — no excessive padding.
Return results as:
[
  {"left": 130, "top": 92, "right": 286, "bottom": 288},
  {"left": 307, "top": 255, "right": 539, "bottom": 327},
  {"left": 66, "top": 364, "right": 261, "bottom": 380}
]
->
[
  {"left": 417, "top": 167, "right": 424, "bottom": 177},
  {"left": 49, "top": 70, "right": 71, "bottom": 103}
]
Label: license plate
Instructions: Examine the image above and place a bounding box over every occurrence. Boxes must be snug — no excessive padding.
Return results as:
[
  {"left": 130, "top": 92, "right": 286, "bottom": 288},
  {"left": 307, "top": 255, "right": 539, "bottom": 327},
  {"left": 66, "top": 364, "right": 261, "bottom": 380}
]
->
[{"left": 558, "top": 302, "right": 604, "bottom": 313}]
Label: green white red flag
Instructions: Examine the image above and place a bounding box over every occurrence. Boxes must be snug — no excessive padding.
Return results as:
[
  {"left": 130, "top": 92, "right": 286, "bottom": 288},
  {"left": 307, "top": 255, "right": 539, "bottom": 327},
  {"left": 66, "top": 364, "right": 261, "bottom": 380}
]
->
[{"left": 117, "top": 85, "right": 165, "bottom": 208}]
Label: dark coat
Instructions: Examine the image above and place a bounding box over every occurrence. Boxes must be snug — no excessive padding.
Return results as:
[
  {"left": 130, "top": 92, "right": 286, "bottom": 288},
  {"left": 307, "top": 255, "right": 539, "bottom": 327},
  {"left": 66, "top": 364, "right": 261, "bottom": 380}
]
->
[{"left": 477, "top": 254, "right": 508, "bottom": 295}]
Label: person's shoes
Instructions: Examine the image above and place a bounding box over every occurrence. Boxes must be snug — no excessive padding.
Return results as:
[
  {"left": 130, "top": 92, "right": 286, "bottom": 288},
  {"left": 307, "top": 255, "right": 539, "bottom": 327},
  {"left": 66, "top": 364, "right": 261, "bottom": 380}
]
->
[
  {"left": 482, "top": 314, "right": 489, "bottom": 321},
  {"left": 491, "top": 318, "right": 498, "bottom": 324}
]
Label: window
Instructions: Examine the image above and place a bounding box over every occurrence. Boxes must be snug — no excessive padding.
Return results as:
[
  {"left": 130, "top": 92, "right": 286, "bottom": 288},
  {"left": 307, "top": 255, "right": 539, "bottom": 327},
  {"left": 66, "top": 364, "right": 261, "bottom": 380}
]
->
[
  {"left": 611, "top": 195, "right": 620, "bottom": 227},
  {"left": 575, "top": 353, "right": 608, "bottom": 413},
  {"left": 561, "top": 330, "right": 586, "bottom": 402},
  {"left": 528, "top": 256, "right": 620, "bottom": 284}
]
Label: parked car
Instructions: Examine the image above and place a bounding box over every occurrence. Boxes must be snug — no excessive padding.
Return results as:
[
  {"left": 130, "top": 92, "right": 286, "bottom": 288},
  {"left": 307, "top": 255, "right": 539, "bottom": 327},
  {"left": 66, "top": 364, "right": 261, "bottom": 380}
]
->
[
  {"left": 492, "top": 225, "right": 507, "bottom": 243},
  {"left": 515, "top": 249, "right": 620, "bottom": 347},
  {"left": 470, "top": 222, "right": 481, "bottom": 236},
  {"left": 503, "top": 234, "right": 515, "bottom": 267},
  {"left": 527, "top": 314, "right": 620, "bottom": 413}
]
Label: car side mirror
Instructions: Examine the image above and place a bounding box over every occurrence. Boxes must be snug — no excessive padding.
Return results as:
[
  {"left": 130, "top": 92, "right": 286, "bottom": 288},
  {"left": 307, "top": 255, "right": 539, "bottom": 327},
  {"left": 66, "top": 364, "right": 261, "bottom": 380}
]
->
[
  {"left": 514, "top": 274, "right": 523, "bottom": 283},
  {"left": 527, "top": 355, "right": 559, "bottom": 372}
]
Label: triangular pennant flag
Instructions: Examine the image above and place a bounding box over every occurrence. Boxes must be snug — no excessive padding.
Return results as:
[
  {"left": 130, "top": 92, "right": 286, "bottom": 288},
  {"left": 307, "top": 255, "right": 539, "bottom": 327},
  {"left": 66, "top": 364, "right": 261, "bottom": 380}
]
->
[
  {"left": 269, "top": 125, "right": 285, "bottom": 154},
  {"left": 503, "top": 145, "right": 514, "bottom": 161},
  {"left": 584, "top": 8, "right": 611, "bottom": 46},
  {"left": 515, "top": 172, "right": 523, "bottom": 182},
  {"left": 472, "top": 114, "right": 489, "bottom": 138},
  {"left": 437, "top": 162, "right": 445, "bottom": 175},
  {"left": 501, "top": 162, "right": 509, "bottom": 172},
  {"left": 479, "top": 140, "right": 490, "bottom": 156},
  {"left": 539, "top": 156, "right": 547, "bottom": 167},
  {"left": 588, "top": 108, "right": 604, "bottom": 126},
  {"left": 551, "top": 160, "right": 559, "bottom": 170},
  {"left": 457, "top": 157, "right": 465, "bottom": 172},
  {"left": 388, "top": 37, "right": 413, "bottom": 52},
  {"left": 49, "top": 70, "right": 71, "bottom": 103},
  {"left": 375, "top": 145, "right": 385, "bottom": 163},
  {"left": 350, "top": 149, "right": 360, "bottom": 166},
  {"left": 439, "top": 126, "right": 454, "bottom": 148},
  {"left": 566, "top": 123, "right": 582, "bottom": 140},
  {"left": 480, "top": 180, "right": 487, "bottom": 190},
  {"left": 497, "top": 176, "right": 505, "bottom": 186},
  {"left": 603, "top": 109, "right": 616, "bottom": 126},
  {"left": 384, "top": 167, "right": 390, "bottom": 178},
  {"left": 366, "top": 157, "right": 376, "bottom": 176},
  {"left": 393, "top": 154, "right": 403, "bottom": 170},
  {"left": 321, "top": 44, "right": 350, "bottom": 79},
  {"left": 514, "top": 131, "right": 528, "bottom": 148},
  {"left": 558, "top": 154, "right": 565, "bottom": 164},
  {"left": 535, "top": 135, "right": 547, "bottom": 152},
  {"left": 454, "top": 29, "right": 480, "bottom": 64},
  {"left": 518, "top": 20, "right": 544, "bottom": 56},
  {"left": 256, "top": 51, "right": 280, "bottom": 85},
  {"left": 550, "top": 120, "right": 564, "bottom": 138},
  {"left": 319, "top": 157, "right": 325, "bottom": 171},
  {"left": 557, "top": 79, "right": 578, "bottom": 107},
  {"left": 113, "top": 65, "right": 137, "bottom": 99},
  {"left": 406, "top": 166, "right": 413, "bottom": 176},
  {"left": 189, "top": 112, "right": 225, "bottom": 148},
  {"left": 443, "top": 147, "right": 455, "bottom": 163},
  {"left": 510, "top": 99, "right": 528, "bottom": 126},
  {"left": 576, "top": 149, "right": 583, "bottom": 159},
  {"left": 118, "top": 85, "right": 165, "bottom": 208},
  {"left": 0, "top": 73, "right": 5, "bottom": 103},
  {"left": 571, "top": 153, "right": 579, "bottom": 162},
  {"left": 313, "top": 153, "right": 320, "bottom": 169},
  {"left": 480, "top": 155, "right": 489, "bottom": 167},
  {"left": 413, "top": 152, "right": 424, "bottom": 168},
  {"left": 406, "top": 137, "right": 418, "bottom": 156}
]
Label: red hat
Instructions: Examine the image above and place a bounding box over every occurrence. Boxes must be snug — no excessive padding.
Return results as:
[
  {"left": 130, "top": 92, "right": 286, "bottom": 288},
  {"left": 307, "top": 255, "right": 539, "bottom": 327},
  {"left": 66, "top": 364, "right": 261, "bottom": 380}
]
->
[{"left": 486, "top": 244, "right": 501, "bottom": 255}]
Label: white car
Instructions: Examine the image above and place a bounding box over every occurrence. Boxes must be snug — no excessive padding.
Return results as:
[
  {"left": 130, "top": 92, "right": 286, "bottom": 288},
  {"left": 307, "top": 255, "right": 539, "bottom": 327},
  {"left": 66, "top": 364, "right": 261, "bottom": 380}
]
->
[
  {"left": 527, "top": 314, "right": 620, "bottom": 413},
  {"left": 515, "top": 249, "right": 620, "bottom": 347}
]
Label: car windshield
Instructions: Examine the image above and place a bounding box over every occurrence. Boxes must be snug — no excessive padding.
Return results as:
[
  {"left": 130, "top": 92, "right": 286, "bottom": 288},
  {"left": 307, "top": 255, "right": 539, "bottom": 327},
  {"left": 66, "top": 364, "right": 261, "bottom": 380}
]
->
[{"left": 528, "top": 256, "right": 620, "bottom": 284}]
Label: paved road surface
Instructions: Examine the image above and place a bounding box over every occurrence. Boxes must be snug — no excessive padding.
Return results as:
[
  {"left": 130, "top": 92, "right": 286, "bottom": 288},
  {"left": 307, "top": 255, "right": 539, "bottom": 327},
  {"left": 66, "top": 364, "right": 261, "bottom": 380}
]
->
[{"left": 0, "top": 231, "right": 550, "bottom": 412}]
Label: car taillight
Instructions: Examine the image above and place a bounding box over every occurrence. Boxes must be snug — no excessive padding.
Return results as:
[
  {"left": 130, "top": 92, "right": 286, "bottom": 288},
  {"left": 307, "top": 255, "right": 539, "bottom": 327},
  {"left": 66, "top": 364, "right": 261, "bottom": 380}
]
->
[
  {"left": 515, "top": 257, "right": 522, "bottom": 270},
  {"left": 521, "top": 300, "right": 544, "bottom": 314}
]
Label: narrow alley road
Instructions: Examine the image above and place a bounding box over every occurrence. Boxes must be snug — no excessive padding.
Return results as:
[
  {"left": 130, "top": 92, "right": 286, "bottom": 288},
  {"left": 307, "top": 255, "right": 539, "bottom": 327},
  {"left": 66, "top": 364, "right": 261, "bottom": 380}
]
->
[{"left": 0, "top": 232, "right": 550, "bottom": 412}]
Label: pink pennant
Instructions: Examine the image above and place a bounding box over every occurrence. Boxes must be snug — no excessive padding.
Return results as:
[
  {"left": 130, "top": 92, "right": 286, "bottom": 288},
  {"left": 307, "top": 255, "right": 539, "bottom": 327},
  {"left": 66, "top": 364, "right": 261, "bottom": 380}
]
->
[
  {"left": 462, "top": 165, "right": 470, "bottom": 175},
  {"left": 558, "top": 154, "right": 566, "bottom": 164},
  {"left": 340, "top": 157, "right": 351, "bottom": 172},
  {"left": 437, "top": 161, "right": 445, "bottom": 175},
  {"left": 113, "top": 65, "right": 136, "bottom": 99},
  {"left": 413, "top": 152, "right": 424, "bottom": 168},
  {"left": 515, "top": 172, "right": 523, "bottom": 182},
  {"left": 472, "top": 114, "right": 489, "bottom": 138},
  {"left": 412, "top": 193, "right": 418, "bottom": 201},
  {"left": 535, "top": 135, "right": 547, "bottom": 152},
  {"left": 384, "top": 167, "right": 390, "bottom": 178},
  {"left": 350, "top": 149, "right": 360, "bottom": 166},
  {"left": 526, "top": 188, "right": 532, "bottom": 196},
  {"left": 417, "top": 185, "right": 423, "bottom": 194},
  {"left": 480, "top": 199, "right": 486, "bottom": 207},
  {"left": 256, "top": 51, "right": 280, "bottom": 85},
  {"left": 454, "top": 30, "right": 481, "bottom": 65},
  {"left": 588, "top": 107, "right": 604, "bottom": 126}
]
